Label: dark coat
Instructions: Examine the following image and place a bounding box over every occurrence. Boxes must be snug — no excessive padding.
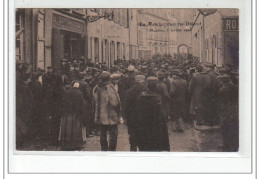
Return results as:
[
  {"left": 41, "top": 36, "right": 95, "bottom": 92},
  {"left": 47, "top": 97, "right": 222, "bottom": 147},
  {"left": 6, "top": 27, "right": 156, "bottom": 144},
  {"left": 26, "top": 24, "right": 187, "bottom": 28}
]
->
[
  {"left": 189, "top": 72, "right": 210, "bottom": 115},
  {"left": 118, "top": 72, "right": 136, "bottom": 101},
  {"left": 124, "top": 83, "right": 147, "bottom": 127},
  {"left": 124, "top": 83, "right": 147, "bottom": 148},
  {"left": 42, "top": 72, "right": 64, "bottom": 118},
  {"left": 157, "top": 81, "right": 171, "bottom": 119},
  {"left": 204, "top": 70, "right": 220, "bottom": 124},
  {"left": 79, "top": 81, "right": 93, "bottom": 126},
  {"left": 218, "top": 82, "right": 239, "bottom": 151},
  {"left": 60, "top": 88, "right": 85, "bottom": 150},
  {"left": 16, "top": 69, "right": 33, "bottom": 139},
  {"left": 28, "top": 80, "right": 45, "bottom": 132},
  {"left": 136, "top": 90, "right": 170, "bottom": 151},
  {"left": 170, "top": 77, "right": 188, "bottom": 119}
]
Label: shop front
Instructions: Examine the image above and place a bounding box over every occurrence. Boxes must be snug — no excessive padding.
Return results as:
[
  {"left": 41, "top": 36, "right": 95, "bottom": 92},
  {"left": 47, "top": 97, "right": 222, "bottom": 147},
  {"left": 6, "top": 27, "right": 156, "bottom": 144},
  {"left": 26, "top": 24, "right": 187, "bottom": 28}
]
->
[
  {"left": 223, "top": 17, "right": 239, "bottom": 70},
  {"left": 51, "top": 12, "right": 87, "bottom": 71}
]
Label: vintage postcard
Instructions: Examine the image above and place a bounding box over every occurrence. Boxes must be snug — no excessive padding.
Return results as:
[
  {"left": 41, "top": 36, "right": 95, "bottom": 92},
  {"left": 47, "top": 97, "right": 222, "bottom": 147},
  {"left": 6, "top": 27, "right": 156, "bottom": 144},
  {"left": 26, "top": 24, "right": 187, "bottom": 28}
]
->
[
  {"left": 6, "top": 0, "right": 254, "bottom": 174},
  {"left": 15, "top": 8, "right": 239, "bottom": 152}
]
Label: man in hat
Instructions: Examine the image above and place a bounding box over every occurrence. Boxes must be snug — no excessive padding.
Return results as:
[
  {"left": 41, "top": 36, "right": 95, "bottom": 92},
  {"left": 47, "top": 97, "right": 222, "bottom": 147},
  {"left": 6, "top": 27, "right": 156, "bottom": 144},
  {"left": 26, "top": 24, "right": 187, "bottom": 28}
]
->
[
  {"left": 93, "top": 71, "right": 121, "bottom": 151},
  {"left": 67, "top": 65, "right": 78, "bottom": 83},
  {"left": 136, "top": 76, "right": 170, "bottom": 151},
  {"left": 140, "top": 65, "right": 148, "bottom": 75},
  {"left": 60, "top": 58, "right": 69, "bottom": 76},
  {"left": 204, "top": 62, "right": 219, "bottom": 126},
  {"left": 77, "top": 73, "right": 94, "bottom": 138},
  {"left": 118, "top": 65, "right": 136, "bottom": 103},
  {"left": 16, "top": 60, "right": 33, "bottom": 147},
  {"left": 124, "top": 75, "right": 147, "bottom": 151},
  {"left": 189, "top": 65, "right": 209, "bottom": 125},
  {"left": 157, "top": 71, "right": 171, "bottom": 120},
  {"left": 110, "top": 73, "right": 121, "bottom": 93},
  {"left": 28, "top": 69, "right": 46, "bottom": 139},
  {"left": 170, "top": 69, "right": 188, "bottom": 132},
  {"left": 42, "top": 66, "right": 64, "bottom": 144}
]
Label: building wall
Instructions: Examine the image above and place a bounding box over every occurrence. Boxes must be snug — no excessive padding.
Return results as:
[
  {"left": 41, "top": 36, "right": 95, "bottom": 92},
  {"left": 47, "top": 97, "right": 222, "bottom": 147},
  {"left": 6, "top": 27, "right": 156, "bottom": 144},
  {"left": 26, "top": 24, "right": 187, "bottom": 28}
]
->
[
  {"left": 129, "top": 9, "right": 139, "bottom": 60},
  {"left": 167, "top": 16, "right": 178, "bottom": 56},
  {"left": 87, "top": 9, "right": 130, "bottom": 67},
  {"left": 171, "top": 9, "right": 193, "bottom": 55},
  {"left": 191, "top": 12, "right": 204, "bottom": 61},
  {"left": 138, "top": 9, "right": 170, "bottom": 59},
  {"left": 191, "top": 9, "right": 238, "bottom": 67},
  {"left": 204, "top": 11, "right": 223, "bottom": 66}
]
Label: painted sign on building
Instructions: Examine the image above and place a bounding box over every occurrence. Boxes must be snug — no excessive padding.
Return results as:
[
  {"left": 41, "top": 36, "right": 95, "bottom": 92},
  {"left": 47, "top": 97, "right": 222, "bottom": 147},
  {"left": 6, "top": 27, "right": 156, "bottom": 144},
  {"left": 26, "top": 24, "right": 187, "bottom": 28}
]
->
[
  {"left": 223, "top": 18, "right": 239, "bottom": 31},
  {"left": 53, "top": 13, "right": 85, "bottom": 34}
]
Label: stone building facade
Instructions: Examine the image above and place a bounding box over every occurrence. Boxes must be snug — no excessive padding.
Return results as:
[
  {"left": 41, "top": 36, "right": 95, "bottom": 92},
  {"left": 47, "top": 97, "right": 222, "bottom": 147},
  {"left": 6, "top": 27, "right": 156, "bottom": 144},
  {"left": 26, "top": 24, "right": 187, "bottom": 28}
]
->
[
  {"left": 137, "top": 9, "right": 170, "bottom": 59},
  {"left": 15, "top": 8, "right": 139, "bottom": 70},
  {"left": 191, "top": 9, "right": 239, "bottom": 69}
]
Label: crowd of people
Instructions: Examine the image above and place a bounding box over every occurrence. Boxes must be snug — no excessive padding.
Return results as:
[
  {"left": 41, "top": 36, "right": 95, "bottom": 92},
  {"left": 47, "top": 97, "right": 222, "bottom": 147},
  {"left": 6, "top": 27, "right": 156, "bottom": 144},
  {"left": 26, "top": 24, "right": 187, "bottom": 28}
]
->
[{"left": 16, "top": 54, "right": 239, "bottom": 152}]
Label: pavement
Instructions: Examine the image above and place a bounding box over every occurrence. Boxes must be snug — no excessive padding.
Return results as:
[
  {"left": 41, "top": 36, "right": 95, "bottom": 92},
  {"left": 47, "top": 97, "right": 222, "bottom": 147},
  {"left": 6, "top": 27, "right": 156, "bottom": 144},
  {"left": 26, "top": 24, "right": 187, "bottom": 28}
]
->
[
  {"left": 17, "top": 121, "right": 223, "bottom": 152},
  {"left": 81, "top": 121, "right": 223, "bottom": 152}
]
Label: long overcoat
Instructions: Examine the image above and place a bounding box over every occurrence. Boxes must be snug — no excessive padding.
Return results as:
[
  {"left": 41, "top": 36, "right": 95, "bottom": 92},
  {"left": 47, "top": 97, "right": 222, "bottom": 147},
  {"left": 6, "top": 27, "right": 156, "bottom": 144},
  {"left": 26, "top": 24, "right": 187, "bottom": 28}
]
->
[
  {"left": 218, "top": 82, "right": 239, "bottom": 151},
  {"left": 170, "top": 77, "right": 188, "bottom": 119},
  {"left": 136, "top": 90, "right": 170, "bottom": 151},
  {"left": 60, "top": 87, "right": 85, "bottom": 150},
  {"left": 189, "top": 72, "right": 210, "bottom": 115}
]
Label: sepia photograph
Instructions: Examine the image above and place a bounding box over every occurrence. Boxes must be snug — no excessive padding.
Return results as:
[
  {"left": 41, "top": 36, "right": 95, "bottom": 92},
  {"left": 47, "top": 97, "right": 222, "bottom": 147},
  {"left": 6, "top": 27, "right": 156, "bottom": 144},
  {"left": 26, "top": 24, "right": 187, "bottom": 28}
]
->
[{"left": 15, "top": 8, "right": 239, "bottom": 152}]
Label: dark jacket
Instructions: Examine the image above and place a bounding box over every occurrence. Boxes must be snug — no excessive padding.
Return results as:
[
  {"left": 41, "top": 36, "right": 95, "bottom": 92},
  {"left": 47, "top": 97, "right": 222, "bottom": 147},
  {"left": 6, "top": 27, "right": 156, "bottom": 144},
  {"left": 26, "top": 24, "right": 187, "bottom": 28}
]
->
[
  {"left": 189, "top": 72, "right": 210, "bottom": 114},
  {"left": 157, "top": 81, "right": 171, "bottom": 119},
  {"left": 136, "top": 90, "right": 170, "bottom": 151},
  {"left": 60, "top": 87, "right": 85, "bottom": 149},
  {"left": 124, "top": 82, "right": 147, "bottom": 127},
  {"left": 171, "top": 77, "right": 188, "bottom": 119}
]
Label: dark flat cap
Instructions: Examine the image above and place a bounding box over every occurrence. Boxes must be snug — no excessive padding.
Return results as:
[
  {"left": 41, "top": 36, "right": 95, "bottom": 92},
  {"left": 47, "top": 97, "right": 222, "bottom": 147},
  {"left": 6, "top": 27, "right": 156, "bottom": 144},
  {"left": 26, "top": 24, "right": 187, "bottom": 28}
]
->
[
  {"left": 147, "top": 76, "right": 159, "bottom": 84},
  {"left": 101, "top": 71, "right": 111, "bottom": 80}
]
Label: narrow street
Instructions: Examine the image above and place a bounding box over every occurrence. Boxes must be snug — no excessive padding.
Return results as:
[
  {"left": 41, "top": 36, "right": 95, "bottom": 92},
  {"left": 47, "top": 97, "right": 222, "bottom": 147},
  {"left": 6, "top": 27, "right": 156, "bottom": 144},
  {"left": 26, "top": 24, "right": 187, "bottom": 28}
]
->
[
  {"left": 81, "top": 122, "right": 223, "bottom": 152},
  {"left": 18, "top": 121, "right": 223, "bottom": 152}
]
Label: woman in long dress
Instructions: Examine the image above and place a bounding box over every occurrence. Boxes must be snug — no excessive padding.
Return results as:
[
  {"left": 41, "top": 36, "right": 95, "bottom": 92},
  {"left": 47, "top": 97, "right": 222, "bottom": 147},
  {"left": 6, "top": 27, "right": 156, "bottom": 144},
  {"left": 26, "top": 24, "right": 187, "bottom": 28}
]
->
[{"left": 60, "top": 82, "right": 85, "bottom": 150}]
